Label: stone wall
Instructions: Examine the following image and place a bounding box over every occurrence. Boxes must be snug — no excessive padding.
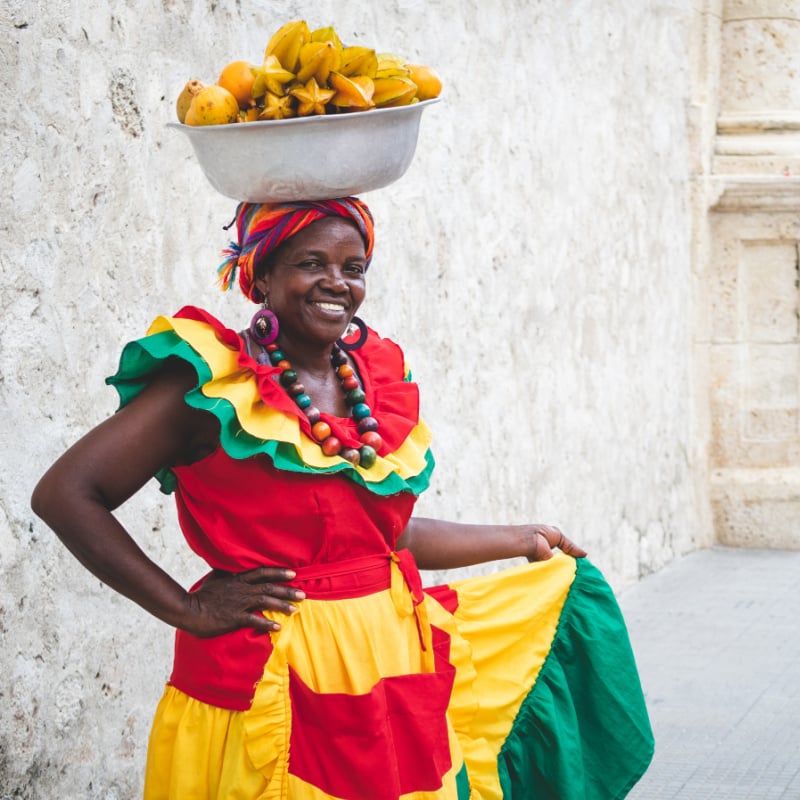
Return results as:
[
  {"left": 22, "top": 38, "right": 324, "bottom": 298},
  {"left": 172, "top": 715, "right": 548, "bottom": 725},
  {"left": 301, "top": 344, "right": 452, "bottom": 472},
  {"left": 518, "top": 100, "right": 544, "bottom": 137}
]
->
[
  {"left": 1, "top": 0, "right": 696, "bottom": 795},
  {"left": 692, "top": 0, "right": 800, "bottom": 548}
]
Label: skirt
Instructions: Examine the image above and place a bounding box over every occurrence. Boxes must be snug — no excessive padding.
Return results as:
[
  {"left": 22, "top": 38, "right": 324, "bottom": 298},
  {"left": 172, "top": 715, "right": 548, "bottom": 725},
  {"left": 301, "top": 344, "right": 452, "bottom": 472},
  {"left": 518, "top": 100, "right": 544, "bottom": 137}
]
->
[{"left": 144, "top": 553, "right": 653, "bottom": 799}]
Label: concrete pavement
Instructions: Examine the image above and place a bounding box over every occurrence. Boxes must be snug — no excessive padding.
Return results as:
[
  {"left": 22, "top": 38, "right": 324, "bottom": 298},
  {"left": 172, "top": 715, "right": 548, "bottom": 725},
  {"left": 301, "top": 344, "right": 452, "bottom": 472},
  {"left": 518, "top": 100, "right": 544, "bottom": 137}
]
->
[{"left": 618, "top": 547, "right": 800, "bottom": 800}]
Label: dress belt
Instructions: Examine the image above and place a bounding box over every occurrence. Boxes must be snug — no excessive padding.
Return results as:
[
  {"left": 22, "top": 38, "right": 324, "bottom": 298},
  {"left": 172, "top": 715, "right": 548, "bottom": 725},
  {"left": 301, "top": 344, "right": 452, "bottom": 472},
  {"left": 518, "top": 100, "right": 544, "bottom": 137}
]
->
[{"left": 288, "top": 550, "right": 432, "bottom": 654}]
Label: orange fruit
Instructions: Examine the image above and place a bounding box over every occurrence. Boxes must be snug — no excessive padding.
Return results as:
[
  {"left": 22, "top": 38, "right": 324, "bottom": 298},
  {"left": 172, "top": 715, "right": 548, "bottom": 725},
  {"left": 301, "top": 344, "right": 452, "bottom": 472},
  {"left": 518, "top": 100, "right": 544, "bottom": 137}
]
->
[
  {"left": 186, "top": 85, "right": 240, "bottom": 126},
  {"left": 406, "top": 64, "right": 442, "bottom": 101},
  {"left": 218, "top": 60, "right": 256, "bottom": 109}
]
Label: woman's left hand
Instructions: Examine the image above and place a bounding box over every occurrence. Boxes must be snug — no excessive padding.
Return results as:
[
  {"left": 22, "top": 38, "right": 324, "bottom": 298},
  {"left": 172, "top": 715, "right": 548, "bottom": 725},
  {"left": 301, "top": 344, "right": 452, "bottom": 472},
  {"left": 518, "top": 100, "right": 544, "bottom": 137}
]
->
[{"left": 526, "top": 525, "right": 587, "bottom": 562}]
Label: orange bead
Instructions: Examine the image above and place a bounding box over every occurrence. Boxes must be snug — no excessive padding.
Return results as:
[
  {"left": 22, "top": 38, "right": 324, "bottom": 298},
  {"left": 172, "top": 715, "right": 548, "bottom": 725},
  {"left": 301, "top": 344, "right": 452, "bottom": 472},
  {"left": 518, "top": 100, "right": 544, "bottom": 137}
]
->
[
  {"left": 321, "top": 436, "right": 342, "bottom": 456},
  {"left": 337, "top": 364, "right": 354, "bottom": 378},
  {"left": 312, "top": 421, "right": 332, "bottom": 442},
  {"left": 360, "top": 431, "right": 383, "bottom": 452},
  {"left": 277, "top": 359, "right": 291, "bottom": 370}
]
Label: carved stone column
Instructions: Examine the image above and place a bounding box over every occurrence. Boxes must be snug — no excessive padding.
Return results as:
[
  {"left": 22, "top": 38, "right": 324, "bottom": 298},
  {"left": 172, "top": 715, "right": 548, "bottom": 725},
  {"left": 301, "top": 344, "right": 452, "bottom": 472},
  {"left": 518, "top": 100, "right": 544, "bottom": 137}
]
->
[{"left": 701, "top": 1, "right": 800, "bottom": 547}]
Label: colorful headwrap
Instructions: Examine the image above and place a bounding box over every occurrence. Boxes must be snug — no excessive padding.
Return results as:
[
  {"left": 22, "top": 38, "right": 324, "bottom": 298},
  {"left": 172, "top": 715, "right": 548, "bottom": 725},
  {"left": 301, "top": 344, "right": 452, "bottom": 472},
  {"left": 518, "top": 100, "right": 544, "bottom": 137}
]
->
[{"left": 217, "top": 198, "right": 375, "bottom": 303}]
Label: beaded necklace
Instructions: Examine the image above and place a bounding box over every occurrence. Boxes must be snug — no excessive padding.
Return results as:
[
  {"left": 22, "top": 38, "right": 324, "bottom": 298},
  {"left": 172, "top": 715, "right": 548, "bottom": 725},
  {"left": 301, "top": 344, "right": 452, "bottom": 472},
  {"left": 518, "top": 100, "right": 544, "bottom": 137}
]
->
[{"left": 255, "top": 341, "right": 383, "bottom": 469}]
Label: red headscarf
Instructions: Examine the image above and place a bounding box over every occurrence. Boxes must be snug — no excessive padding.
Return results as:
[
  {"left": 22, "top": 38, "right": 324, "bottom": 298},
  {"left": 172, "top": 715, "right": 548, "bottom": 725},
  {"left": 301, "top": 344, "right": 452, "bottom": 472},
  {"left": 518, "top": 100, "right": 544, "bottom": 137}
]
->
[{"left": 217, "top": 198, "right": 375, "bottom": 303}]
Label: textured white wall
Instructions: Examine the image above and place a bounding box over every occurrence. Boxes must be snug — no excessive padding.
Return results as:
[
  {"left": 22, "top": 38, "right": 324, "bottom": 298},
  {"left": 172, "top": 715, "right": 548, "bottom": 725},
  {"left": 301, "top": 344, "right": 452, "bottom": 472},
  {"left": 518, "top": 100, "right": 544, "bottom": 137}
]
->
[{"left": 1, "top": 0, "right": 696, "bottom": 795}]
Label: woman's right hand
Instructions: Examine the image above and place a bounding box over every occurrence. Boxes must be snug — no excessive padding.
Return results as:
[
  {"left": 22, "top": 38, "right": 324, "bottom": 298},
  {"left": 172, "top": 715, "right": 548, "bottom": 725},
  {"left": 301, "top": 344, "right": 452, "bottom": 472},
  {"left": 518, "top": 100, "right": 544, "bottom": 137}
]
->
[{"left": 181, "top": 566, "right": 305, "bottom": 638}]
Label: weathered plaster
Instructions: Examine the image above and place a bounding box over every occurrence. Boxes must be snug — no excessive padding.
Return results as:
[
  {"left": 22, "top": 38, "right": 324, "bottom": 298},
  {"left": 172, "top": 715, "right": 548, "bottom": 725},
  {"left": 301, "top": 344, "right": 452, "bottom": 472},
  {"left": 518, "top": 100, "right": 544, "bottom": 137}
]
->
[{"left": 1, "top": 1, "right": 696, "bottom": 794}]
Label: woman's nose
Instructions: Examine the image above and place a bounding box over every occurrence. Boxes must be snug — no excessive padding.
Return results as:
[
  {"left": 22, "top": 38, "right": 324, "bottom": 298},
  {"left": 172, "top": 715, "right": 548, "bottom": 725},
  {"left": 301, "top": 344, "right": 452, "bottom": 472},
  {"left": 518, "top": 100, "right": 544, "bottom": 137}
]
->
[{"left": 320, "top": 265, "right": 347, "bottom": 290}]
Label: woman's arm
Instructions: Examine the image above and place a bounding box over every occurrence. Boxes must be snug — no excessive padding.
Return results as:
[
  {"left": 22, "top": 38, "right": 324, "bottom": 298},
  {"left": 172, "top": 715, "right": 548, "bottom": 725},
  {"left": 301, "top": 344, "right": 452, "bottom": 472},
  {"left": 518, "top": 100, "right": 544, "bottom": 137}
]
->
[
  {"left": 31, "top": 361, "right": 303, "bottom": 637},
  {"left": 396, "top": 517, "right": 587, "bottom": 571}
]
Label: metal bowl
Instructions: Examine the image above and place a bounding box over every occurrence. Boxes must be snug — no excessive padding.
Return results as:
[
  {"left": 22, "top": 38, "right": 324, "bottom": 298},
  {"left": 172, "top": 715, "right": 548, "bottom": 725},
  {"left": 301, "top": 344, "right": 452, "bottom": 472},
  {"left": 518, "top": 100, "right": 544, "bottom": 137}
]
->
[{"left": 167, "top": 98, "right": 440, "bottom": 203}]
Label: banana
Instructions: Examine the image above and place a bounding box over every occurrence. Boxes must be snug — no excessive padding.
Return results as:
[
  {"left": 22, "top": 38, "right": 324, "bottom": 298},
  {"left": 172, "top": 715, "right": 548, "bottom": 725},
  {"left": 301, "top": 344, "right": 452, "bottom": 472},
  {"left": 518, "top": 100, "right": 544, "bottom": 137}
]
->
[
  {"left": 264, "top": 19, "right": 310, "bottom": 72},
  {"left": 295, "top": 40, "right": 341, "bottom": 85},
  {"left": 372, "top": 76, "right": 417, "bottom": 108},
  {"left": 252, "top": 54, "right": 295, "bottom": 98},
  {"left": 338, "top": 46, "right": 378, "bottom": 79},
  {"left": 328, "top": 72, "right": 375, "bottom": 110}
]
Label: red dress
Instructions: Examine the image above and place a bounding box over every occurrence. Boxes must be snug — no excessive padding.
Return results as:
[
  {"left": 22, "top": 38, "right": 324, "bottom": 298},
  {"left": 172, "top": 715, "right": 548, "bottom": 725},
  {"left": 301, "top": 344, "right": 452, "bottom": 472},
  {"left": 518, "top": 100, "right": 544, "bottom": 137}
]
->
[{"left": 107, "top": 307, "right": 653, "bottom": 800}]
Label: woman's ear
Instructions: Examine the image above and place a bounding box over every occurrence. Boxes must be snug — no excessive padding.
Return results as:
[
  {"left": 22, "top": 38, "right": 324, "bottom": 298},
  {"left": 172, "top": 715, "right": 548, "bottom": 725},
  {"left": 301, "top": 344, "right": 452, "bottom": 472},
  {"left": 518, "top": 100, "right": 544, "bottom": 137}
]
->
[{"left": 254, "top": 274, "right": 269, "bottom": 300}]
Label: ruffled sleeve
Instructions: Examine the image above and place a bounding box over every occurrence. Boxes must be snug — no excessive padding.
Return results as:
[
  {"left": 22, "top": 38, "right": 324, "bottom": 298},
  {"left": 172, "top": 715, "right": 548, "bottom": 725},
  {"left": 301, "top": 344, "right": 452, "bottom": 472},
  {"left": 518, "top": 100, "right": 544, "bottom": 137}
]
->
[{"left": 106, "top": 306, "right": 435, "bottom": 497}]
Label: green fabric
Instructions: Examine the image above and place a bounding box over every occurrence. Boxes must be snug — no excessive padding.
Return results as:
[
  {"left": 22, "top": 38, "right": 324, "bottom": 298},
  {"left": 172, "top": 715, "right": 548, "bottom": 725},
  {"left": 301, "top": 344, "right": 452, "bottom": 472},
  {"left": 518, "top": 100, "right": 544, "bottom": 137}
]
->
[
  {"left": 106, "top": 330, "right": 435, "bottom": 497},
  {"left": 455, "top": 761, "right": 471, "bottom": 799},
  {"left": 497, "top": 559, "right": 654, "bottom": 799}
]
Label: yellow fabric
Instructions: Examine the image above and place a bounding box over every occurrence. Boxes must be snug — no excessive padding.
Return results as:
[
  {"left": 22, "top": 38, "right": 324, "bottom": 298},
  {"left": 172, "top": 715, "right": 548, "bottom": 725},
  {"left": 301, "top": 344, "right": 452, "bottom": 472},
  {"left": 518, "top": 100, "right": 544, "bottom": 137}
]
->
[
  {"left": 425, "top": 556, "right": 576, "bottom": 800},
  {"left": 144, "top": 557, "right": 577, "bottom": 800},
  {"left": 146, "top": 315, "right": 433, "bottom": 483}
]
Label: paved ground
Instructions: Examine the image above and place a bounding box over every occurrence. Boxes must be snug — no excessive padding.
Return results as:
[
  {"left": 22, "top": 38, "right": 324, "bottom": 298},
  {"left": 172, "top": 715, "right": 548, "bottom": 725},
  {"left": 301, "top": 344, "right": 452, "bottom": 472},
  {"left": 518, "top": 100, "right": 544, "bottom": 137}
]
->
[{"left": 618, "top": 547, "right": 800, "bottom": 800}]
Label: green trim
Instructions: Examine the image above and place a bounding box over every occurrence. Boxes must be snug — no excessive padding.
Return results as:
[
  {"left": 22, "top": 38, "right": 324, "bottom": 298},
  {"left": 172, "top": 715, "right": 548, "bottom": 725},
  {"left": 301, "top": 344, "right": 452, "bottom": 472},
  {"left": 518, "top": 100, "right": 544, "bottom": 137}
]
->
[
  {"left": 455, "top": 761, "right": 471, "bottom": 799},
  {"left": 106, "top": 330, "right": 434, "bottom": 496},
  {"left": 497, "top": 559, "right": 654, "bottom": 799}
]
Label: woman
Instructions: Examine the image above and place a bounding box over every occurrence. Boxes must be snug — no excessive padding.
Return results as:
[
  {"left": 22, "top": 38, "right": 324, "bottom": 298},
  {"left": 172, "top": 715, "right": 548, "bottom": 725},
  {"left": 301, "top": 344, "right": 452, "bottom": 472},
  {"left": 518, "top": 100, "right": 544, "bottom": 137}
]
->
[{"left": 32, "top": 198, "right": 653, "bottom": 799}]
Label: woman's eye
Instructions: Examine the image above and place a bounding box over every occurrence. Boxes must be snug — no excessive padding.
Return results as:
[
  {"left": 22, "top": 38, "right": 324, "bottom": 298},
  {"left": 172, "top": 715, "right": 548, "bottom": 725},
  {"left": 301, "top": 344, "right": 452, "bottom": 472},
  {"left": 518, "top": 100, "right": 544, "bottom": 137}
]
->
[
  {"left": 298, "top": 260, "right": 322, "bottom": 270},
  {"left": 345, "top": 264, "right": 365, "bottom": 275}
]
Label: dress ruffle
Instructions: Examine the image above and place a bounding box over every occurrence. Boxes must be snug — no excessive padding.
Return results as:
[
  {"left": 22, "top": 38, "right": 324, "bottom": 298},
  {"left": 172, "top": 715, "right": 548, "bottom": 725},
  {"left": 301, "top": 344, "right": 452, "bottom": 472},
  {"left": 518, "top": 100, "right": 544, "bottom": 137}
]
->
[{"left": 106, "top": 306, "right": 435, "bottom": 496}]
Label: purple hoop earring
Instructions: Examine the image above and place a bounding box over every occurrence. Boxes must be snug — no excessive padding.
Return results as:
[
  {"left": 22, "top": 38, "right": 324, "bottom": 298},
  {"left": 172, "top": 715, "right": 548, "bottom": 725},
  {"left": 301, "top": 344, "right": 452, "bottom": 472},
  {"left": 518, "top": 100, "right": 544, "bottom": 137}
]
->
[
  {"left": 250, "top": 306, "right": 280, "bottom": 346},
  {"left": 337, "top": 316, "right": 368, "bottom": 351}
]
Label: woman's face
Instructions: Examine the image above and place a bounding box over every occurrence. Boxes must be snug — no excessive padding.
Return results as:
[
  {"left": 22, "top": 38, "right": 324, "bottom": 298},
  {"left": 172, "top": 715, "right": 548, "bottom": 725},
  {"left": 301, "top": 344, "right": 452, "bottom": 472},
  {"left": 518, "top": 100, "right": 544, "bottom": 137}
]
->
[{"left": 255, "top": 217, "right": 367, "bottom": 348}]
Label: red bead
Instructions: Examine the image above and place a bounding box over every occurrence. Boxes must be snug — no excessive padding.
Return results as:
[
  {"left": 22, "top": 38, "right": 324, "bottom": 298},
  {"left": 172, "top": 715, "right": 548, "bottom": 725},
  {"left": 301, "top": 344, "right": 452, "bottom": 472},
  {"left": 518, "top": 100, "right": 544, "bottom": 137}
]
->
[
  {"left": 321, "top": 436, "right": 342, "bottom": 456},
  {"left": 312, "top": 421, "right": 331, "bottom": 442},
  {"left": 337, "top": 364, "right": 354, "bottom": 378},
  {"left": 360, "top": 431, "right": 383, "bottom": 451},
  {"left": 342, "top": 375, "right": 360, "bottom": 391},
  {"left": 340, "top": 447, "right": 360, "bottom": 465},
  {"left": 266, "top": 343, "right": 279, "bottom": 352}
]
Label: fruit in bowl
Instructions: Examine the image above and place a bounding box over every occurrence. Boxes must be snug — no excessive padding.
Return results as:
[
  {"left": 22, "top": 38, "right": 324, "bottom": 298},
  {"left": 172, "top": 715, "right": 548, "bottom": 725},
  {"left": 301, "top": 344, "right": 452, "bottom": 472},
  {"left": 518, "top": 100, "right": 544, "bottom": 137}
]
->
[{"left": 176, "top": 19, "right": 442, "bottom": 127}]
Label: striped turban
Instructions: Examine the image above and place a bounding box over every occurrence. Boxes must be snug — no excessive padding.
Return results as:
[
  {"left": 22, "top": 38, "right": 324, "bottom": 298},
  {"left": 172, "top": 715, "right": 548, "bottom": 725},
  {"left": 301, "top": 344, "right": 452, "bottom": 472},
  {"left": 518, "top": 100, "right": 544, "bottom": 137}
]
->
[{"left": 217, "top": 198, "right": 375, "bottom": 303}]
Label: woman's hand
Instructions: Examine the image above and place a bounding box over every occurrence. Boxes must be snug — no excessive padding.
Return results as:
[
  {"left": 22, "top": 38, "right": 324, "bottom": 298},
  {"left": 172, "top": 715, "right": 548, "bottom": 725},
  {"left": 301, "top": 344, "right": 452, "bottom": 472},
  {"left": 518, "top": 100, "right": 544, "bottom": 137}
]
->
[
  {"left": 526, "top": 525, "right": 587, "bottom": 562},
  {"left": 397, "top": 517, "right": 587, "bottom": 570},
  {"left": 181, "top": 566, "right": 305, "bottom": 638}
]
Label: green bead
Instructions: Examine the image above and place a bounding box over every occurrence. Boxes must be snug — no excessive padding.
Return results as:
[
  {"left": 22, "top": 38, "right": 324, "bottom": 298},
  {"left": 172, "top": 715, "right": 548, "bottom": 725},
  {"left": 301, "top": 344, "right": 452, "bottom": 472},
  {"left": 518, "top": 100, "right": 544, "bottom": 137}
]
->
[
  {"left": 358, "top": 445, "right": 377, "bottom": 469},
  {"left": 269, "top": 350, "right": 285, "bottom": 365},
  {"left": 279, "top": 369, "right": 298, "bottom": 387},
  {"left": 346, "top": 388, "right": 366, "bottom": 406},
  {"left": 295, "top": 393, "right": 311, "bottom": 409},
  {"left": 351, "top": 403, "right": 371, "bottom": 421}
]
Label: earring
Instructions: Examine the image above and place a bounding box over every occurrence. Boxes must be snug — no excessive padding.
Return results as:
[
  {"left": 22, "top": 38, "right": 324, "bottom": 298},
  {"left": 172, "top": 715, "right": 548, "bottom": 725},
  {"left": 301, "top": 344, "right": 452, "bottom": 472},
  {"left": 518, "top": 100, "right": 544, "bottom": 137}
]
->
[
  {"left": 337, "top": 316, "right": 368, "bottom": 351},
  {"left": 250, "top": 297, "right": 280, "bottom": 346}
]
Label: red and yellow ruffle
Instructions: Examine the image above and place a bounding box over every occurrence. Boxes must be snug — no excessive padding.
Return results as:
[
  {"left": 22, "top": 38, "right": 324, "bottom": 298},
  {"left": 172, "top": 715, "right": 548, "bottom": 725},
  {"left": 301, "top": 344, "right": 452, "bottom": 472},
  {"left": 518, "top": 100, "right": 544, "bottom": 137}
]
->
[{"left": 106, "top": 306, "right": 435, "bottom": 496}]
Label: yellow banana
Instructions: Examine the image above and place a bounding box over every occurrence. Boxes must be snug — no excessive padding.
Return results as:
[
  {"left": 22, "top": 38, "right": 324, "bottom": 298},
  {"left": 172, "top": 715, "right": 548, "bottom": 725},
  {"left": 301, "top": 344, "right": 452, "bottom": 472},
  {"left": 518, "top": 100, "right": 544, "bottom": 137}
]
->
[
  {"left": 339, "top": 46, "right": 378, "bottom": 79},
  {"left": 372, "top": 76, "right": 417, "bottom": 107},
  {"left": 296, "top": 40, "right": 340, "bottom": 85},
  {"left": 264, "top": 19, "right": 310, "bottom": 72}
]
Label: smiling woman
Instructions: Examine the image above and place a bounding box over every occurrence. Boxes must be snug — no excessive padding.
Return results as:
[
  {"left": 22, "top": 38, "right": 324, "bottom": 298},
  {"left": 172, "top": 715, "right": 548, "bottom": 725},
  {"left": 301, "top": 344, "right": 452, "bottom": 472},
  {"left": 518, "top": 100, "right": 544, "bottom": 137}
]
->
[{"left": 31, "top": 196, "right": 653, "bottom": 799}]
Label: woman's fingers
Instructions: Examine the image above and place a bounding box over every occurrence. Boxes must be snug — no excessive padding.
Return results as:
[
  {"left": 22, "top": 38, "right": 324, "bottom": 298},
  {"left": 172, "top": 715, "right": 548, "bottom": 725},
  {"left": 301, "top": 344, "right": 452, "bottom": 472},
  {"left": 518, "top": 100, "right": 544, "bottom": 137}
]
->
[
  {"left": 527, "top": 525, "right": 588, "bottom": 561},
  {"left": 186, "top": 566, "right": 306, "bottom": 637}
]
